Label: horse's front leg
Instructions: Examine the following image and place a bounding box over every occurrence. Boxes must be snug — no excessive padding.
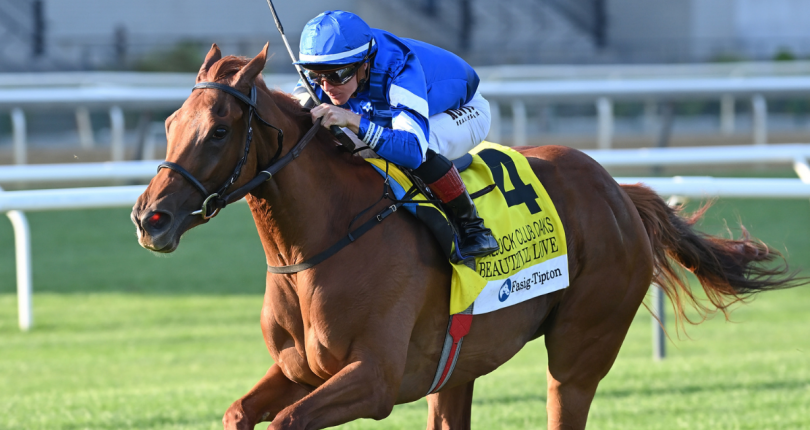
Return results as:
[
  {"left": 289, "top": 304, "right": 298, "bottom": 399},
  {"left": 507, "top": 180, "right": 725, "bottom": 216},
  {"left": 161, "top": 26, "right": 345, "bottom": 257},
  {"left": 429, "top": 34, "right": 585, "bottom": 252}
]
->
[
  {"left": 269, "top": 357, "right": 403, "bottom": 430},
  {"left": 223, "top": 364, "right": 311, "bottom": 430},
  {"left": 426, "top": 380, "right": 475, "bottom": 430}
]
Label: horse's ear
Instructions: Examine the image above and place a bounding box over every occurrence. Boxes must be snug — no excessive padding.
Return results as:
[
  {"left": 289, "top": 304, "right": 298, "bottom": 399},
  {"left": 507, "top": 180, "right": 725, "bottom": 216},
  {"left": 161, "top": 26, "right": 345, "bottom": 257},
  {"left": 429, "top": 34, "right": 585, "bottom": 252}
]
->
[
  {"left": 197, "top": 43, "right": 222, "bottom": 83},
  {"left": 233, "top": 42, "right": 269, "bottom": 90}
]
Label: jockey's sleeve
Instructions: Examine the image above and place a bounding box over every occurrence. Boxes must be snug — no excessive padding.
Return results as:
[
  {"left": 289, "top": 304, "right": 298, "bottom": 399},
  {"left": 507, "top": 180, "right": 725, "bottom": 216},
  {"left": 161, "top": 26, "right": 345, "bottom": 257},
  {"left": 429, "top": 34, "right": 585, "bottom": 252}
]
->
[
  {"left": 292, "top": 80, "right": 321, "bottom": 106},
  {"left": 357, "top": 64, "right": 430, "bottom": 170},
  {"left": 357, "top": 110, "right": 428, "bottom": 170}
]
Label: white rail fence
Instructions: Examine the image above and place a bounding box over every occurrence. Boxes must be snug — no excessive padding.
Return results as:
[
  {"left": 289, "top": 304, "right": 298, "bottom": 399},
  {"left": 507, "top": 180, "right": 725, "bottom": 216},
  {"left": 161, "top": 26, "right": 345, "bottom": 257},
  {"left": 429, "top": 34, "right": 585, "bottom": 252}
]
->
[
  {"left": 0, "top": 76, "right": 295, "bottom": 163},
  {"left": 4, "top": 61, "right": 810, "bottom": 88},
  {"left": 4, "top": 75, "right": 810, "bottom": 163},
  {"left": 480, "top": 77, "right": 810, "bottom": 148},
  {"left": 3, "top": 144, "right": 810, "bottom": 364},
  {"left": 474, "top": 61, "right": 810, "bottom": 81}
]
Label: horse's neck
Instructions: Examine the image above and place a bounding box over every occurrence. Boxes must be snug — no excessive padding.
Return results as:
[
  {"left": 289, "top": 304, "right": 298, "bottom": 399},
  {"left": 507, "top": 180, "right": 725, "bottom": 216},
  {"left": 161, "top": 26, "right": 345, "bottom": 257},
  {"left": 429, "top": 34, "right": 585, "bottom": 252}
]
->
[{"left": 247, "top": 97, "right": 377, "bottom": 268}]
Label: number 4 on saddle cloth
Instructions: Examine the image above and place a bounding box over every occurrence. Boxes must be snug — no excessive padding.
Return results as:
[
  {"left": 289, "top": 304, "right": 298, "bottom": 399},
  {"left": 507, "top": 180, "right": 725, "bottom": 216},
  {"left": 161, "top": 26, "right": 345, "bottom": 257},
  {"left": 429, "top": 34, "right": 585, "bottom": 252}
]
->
[
  {"left": 367, "top": 141, "right": 570, "bottom": 316},
  {"left": 367, "top": 142, "right": 569, "bottom": 393}
]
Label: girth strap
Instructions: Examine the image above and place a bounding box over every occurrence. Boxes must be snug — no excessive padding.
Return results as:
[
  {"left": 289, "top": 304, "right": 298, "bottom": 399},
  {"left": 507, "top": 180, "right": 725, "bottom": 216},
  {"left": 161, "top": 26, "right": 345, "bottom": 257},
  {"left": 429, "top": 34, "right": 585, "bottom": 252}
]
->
[{"left": 428, "top": 303, "right": 474, "bottom": 394}]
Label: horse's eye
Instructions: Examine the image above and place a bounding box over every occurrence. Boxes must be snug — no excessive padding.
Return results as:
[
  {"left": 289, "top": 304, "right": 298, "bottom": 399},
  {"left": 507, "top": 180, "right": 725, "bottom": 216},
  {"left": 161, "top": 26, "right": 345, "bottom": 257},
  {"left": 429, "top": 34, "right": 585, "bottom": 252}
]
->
[{"left": 211, "top": 126, "right": 228, "bottom": 140}]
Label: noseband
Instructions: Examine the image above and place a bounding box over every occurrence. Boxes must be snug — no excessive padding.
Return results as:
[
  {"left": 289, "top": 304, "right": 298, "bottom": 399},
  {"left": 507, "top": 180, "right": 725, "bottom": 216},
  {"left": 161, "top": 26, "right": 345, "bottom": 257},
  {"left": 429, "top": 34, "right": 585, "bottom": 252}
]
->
[{"left": 158, "top": 82, "right": 321, "bottom": 219}]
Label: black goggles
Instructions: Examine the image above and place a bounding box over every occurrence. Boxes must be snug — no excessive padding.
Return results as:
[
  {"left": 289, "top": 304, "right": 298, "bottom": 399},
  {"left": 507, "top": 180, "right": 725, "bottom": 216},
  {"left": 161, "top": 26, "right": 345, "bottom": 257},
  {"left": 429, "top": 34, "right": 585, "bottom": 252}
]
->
[{"left": 304, "top": 62, "right": 362, "bottom": 86}]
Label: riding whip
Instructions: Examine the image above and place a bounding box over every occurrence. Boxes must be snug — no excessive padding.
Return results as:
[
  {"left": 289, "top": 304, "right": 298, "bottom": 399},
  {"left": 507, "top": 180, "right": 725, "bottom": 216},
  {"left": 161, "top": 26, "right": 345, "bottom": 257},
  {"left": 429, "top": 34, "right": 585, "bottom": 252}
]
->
[{"left": 264, "top": 0, "right": 356, "bottom": 151}]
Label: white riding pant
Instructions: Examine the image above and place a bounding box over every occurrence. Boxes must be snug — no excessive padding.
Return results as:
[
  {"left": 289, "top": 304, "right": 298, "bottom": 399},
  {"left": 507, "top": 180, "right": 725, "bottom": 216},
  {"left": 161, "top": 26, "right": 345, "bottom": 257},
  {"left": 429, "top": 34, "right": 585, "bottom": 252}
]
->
[{"left": 427, "top": 90, "right": 491, "bottom": 160}]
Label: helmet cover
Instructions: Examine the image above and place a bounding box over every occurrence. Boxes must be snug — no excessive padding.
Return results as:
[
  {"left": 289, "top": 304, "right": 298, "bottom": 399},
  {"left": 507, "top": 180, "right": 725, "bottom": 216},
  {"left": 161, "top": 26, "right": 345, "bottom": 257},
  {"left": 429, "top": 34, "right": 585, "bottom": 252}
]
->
[{"left": 296, "top": 10, "right": 376, "bottom": 67}]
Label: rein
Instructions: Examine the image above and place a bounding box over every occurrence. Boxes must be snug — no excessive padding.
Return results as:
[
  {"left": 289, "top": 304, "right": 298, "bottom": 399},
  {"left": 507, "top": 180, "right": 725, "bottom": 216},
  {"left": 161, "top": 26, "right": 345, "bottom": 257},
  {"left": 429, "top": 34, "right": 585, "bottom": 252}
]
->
[
  {"left": 266, "top": 186, "right": 417, "bottom": 274},
  {"left": 159, "top": 80, "right": 408, "bottom": 275},
  {"left": 158, "top": 82, "right": 321, "bottom": 219}
]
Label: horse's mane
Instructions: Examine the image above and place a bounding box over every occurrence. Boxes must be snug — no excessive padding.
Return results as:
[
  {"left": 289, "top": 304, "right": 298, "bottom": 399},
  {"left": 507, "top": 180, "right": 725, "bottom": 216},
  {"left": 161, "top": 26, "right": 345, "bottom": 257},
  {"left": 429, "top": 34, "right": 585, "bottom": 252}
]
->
[
  {"left": 206, "top": 55, "right": 311, "bottom": 127},
  {"left": 267, "top": 87, "right": 312, "bottom": 129},
  {"left": 206, "top": 55, "right": 366, "bottom": 166}
]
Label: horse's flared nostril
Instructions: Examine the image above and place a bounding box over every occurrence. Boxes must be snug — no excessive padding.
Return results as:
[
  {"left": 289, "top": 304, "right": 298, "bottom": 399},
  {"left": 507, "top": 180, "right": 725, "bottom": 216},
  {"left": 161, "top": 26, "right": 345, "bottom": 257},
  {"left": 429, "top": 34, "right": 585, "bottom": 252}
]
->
[{"left": 142, "top": 210, "right": 173, "bottom": 234}]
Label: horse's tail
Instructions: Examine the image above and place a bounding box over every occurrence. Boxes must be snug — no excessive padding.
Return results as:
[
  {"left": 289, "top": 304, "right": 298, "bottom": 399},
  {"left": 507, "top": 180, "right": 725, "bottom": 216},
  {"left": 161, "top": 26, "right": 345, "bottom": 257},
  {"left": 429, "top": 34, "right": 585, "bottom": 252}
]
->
[{"left": 621, "top": 183, "right": 800, "bottom": 327}]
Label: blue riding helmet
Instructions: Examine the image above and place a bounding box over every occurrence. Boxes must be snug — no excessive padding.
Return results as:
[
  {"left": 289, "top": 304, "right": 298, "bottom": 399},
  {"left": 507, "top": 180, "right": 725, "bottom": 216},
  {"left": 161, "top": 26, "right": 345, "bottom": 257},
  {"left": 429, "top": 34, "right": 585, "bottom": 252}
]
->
[{"left": 295, "top": 10, "right": 377, "bottom": 67}]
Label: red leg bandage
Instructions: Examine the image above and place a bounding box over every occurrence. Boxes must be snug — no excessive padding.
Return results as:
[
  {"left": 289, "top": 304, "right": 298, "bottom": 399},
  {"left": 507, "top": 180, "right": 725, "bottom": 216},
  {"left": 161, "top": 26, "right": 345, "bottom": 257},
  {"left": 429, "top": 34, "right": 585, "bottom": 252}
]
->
[{"left": 427, "top": 165, "right": 465, "bottom": 203}]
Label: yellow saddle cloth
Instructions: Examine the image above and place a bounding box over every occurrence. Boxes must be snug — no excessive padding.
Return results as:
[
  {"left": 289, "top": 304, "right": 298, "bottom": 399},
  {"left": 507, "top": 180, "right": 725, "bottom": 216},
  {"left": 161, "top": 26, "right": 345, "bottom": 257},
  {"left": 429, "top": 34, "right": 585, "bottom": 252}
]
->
[{"left": 365, "top": 142, "right": 569, "bottom": 315}]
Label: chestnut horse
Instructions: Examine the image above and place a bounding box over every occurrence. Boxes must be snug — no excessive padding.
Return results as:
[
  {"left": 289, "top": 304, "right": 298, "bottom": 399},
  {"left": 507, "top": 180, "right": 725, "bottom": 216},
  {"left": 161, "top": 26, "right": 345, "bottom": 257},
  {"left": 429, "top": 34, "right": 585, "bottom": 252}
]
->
[{"left": 132, "top": 44, "right": 796, "bottom": 430}]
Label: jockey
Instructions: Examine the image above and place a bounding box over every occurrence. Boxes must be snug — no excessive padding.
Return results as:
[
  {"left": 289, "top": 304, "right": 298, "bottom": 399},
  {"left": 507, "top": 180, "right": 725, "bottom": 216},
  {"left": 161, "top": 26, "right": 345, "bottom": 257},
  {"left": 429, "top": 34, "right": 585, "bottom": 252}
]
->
[{"left": 292, "top": 10, "right": 499, "bottom": 263}]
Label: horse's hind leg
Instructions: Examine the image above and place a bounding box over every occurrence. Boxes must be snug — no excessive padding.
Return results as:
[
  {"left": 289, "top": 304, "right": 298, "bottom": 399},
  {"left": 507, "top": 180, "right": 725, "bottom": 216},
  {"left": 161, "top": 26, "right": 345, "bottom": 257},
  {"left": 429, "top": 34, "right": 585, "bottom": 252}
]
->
[
  {"left": 426, "top": 380, "right": 475, "bottom": 430},
  {"left": 543, "top": 265, "right": 651, "bottom": 429}
]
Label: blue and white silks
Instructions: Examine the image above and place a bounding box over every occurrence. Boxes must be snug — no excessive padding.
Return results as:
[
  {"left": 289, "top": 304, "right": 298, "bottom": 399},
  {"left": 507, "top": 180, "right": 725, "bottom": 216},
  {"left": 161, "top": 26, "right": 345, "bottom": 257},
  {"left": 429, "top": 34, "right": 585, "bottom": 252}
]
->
[{"left": 294, "top": 29, "right": 480, "bottom": 169}]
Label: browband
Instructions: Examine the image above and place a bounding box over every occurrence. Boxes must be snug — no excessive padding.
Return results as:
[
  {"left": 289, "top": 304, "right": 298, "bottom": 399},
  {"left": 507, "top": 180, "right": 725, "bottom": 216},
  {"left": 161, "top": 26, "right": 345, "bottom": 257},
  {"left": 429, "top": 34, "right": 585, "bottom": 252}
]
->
[{"left": 193, "top": 82, "right": 256, "bottom": 108}]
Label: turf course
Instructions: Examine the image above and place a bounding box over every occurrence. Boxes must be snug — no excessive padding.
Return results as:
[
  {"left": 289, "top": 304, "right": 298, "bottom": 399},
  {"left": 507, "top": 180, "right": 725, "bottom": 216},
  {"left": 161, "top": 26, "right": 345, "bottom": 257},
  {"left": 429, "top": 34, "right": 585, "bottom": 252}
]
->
[{"left": 1, "top": 197, "right": 809, "bottom": 429}]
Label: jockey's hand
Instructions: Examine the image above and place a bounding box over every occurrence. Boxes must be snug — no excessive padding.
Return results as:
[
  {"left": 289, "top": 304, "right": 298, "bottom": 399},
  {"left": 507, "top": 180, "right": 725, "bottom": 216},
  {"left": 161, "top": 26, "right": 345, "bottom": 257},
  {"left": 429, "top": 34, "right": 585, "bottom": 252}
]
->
[{"left": 310, "top": 104, "right": 361, "bottom": 135}]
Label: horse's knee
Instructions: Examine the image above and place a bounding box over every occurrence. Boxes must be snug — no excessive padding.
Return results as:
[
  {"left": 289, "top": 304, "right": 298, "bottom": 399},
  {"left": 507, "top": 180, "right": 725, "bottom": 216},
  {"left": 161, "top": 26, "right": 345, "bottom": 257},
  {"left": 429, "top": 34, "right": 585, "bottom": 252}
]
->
[
  {"left": 222, "top": 400, "right": 254, "bottom": 430},
  {"left": 367, "top": 383, "right": 397, "bottom": 420}
]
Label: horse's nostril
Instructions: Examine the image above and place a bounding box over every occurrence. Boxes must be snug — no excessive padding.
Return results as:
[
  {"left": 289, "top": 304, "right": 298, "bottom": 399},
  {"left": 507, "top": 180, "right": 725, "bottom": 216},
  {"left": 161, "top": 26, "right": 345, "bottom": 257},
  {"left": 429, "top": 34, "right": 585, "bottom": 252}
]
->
[
  {"left": 144, "top": 211, "right": 171, "bottom": 232},
  {"left": 147, "top": 213, "right": 161, "bottom": 226}
]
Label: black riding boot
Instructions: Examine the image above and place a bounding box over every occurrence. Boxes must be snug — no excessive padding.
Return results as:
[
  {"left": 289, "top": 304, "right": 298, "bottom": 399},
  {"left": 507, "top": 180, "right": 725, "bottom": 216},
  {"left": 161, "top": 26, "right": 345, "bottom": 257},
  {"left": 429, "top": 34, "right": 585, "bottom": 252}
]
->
[
  {"left": 442, "top": 187, "right": 500, "bottom": 263},
  {"left": 413, "top": 150, "right": 499, "bottom": 263}
]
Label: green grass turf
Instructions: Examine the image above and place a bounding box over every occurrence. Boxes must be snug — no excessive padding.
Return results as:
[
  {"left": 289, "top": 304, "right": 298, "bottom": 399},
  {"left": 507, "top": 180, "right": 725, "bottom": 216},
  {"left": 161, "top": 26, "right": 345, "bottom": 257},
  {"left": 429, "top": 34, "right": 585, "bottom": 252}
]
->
[{"left": 1, "top": 198, "right": 809, "bottom": 429}]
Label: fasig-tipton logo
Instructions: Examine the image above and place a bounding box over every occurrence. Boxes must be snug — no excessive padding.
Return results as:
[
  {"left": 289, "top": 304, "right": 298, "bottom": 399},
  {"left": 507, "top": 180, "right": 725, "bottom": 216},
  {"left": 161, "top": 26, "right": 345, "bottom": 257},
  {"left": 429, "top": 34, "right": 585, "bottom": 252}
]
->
[{"left": 498, "top": 279, "right": 512, "bottom": 302}]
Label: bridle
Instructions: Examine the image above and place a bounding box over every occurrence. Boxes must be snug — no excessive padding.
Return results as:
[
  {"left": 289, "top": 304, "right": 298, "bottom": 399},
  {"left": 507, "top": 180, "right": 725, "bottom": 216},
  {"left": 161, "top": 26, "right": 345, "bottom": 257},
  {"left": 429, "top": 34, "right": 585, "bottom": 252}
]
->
[
  {"left": 158, "top": 81, "right": 321, "bottom": 219},
  {"left": 158, "top": 80, "right": 408, "bottom": 275}
]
